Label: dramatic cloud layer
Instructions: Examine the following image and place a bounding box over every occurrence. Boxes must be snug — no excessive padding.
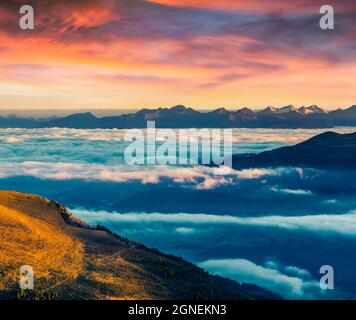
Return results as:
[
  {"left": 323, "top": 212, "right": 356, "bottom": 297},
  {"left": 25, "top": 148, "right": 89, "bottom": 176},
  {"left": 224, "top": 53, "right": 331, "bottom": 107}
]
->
[
  {"left": 0, "top": 160, "right": 282, "bottom": 189},
  {"left": 0, "top": 127, "right": 354, "bottom": 194},
  {"left": 199, "top": 258, "right": 322, "bottom": 299},
  {"left": 71, "top": 209, "right": 356, "bottom": 237},
  {"left": 0, "top": 0, "right": 355, "bottom": 109},
  {"left": 0, "top": 126, "right": 355, "bottom": 298}
]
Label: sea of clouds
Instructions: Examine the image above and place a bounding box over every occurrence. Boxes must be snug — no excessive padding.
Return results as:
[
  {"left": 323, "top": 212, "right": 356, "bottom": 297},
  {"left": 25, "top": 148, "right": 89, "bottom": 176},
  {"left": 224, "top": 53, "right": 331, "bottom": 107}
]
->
[{"left": 1, "top": 127, "right": 356, "bottom": 299}]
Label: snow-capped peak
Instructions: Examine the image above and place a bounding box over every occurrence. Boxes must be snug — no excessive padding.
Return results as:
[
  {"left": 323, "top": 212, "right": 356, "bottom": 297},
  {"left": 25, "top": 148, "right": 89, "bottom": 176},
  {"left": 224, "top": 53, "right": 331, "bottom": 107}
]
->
[
  {"left": 276, "top": 105, "right": 297, "bottom": 114},
  {"left": 298, "top": 105, "right": 326, "bottom": 115}
]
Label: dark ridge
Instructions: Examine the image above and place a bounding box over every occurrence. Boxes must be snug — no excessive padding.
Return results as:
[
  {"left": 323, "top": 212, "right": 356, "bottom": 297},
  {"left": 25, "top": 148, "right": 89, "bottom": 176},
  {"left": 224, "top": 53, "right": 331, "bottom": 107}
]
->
[{"left": 232, "top": 131, "right": 356, "bottom": 169}]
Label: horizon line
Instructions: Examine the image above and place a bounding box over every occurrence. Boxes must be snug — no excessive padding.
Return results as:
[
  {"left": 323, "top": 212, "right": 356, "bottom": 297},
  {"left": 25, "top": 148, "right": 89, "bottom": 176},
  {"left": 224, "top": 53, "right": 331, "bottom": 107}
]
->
[{"left": 0, "top": 103, "right": 355, "bottom": 114}]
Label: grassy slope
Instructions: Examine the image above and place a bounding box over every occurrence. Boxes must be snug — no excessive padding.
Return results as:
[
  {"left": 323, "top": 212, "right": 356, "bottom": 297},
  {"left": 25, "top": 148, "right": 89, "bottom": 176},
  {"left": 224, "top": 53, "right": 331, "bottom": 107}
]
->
[{"left": 0, "top": 190, "right": 265, "bottom": 300}]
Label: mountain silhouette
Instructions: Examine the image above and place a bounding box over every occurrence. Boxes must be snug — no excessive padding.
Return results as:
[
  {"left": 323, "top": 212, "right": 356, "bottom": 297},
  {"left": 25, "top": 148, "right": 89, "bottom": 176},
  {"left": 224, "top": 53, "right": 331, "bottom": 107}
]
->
[
  {"left": 233, "top": 131, "right": 356, "bottom": 169},
  {"left": 1, "top": 105, "right": 356, "bottom": 129}
]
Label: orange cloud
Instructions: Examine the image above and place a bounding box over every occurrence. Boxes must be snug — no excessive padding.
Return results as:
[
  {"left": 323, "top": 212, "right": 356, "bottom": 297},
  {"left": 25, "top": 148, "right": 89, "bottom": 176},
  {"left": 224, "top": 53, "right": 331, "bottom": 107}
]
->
[
  {"left": 146, "top": 0, "right": 356, "bottom": 13},
  {"left": 0, "top": 0, "right": 355, "bottom": 110}
]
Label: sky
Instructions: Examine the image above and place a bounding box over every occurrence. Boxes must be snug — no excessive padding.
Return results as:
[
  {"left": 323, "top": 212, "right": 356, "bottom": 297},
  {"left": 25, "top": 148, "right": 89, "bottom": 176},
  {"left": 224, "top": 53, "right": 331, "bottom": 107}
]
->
[{"left": 0, "top": 0, "right": 355, "bottom": 110}]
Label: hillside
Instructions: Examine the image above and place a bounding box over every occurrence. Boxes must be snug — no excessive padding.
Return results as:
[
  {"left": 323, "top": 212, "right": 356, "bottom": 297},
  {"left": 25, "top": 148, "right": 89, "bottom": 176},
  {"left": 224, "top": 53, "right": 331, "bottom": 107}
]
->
[
  {"left": 0, "top": 191, "right": 275, "bottom": 300},
  {"left": 233, "top": 131, "right": 356, "bottom": 169}
]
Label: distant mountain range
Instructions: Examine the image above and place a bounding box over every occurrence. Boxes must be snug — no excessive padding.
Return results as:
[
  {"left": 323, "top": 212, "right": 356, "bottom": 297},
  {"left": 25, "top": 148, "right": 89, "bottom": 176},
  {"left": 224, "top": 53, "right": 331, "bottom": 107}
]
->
[
  {"left": 1, "top": 104, "right": 356, "bottom": 129},
  {"left": 233, "top": 131, "right": 356, "bottom": 169}
]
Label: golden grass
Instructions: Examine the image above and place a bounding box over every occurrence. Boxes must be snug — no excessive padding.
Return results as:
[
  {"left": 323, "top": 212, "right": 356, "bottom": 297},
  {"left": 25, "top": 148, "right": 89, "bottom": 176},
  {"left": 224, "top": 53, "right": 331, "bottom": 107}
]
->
[
  {"left": 0, "top": 200, "right": 83, "bottom": 296},
  {"left": 0, "top": 191, "right": 157, "bottom": 299},
  {"left": 0, "top": 190, "right": 251, "bottom": 300}
]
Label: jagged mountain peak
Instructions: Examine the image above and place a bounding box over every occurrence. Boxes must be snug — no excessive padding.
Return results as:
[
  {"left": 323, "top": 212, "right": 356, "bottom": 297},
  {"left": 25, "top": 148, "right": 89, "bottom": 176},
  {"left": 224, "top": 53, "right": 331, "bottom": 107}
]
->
[
  {"left": 1, "top": 104, "right": 356, "bottom": 129},
  {"left": 236, "top": 107, "right": 254, "bottom": 114},
  {"left": 212, "top": 107, "right": 229, "bottom": 114},
  {"left": 258, "top": 106, "right": 279, "bottom": 115},
  {"left": 277, "top": 105, "right": 297, "bottom": 113},
  {"left": 298, "top": 105, "right": 326, "bottom": 115}
]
